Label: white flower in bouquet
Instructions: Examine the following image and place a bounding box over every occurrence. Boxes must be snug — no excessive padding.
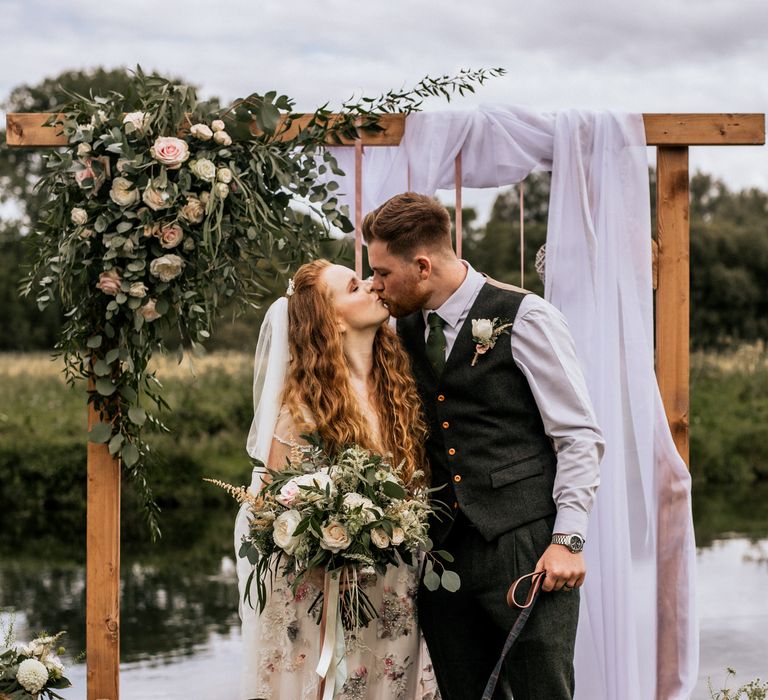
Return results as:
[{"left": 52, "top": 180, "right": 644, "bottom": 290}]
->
[
  {"left": 342, "top": 492, "right": 381, "bottom": 522},
  {"left": 76, "top": 142, "right": 91, "bottom": 157},
  {"left": 191, "top": 158, "right": 217, "bottom": 182},
  {"left": 110, "top": 177, "right": 140, "bottom": 207},
  {"left": 320, "top": 521, "right": 351, "bottom": 553},
  {"left": 44, "top": 653, "right": 66, "bottom": 679},
  {"left": 471, "top": 318, "right": 494, "bottom": 342},
  {"left": 211, "top": 119, "right": 226, "bottom": 132},
  {"left": 216, "top": 167, "right": 233, "bottom": 184},
  {"left": 142, "top": 185, "right": 170, "bottom": 211},
  {"left": 128, "top": 282, "right": 148, "bottom": 298},
  {"left": 150, "top": 136, "right": 190, "bottom": 170},
  {"left": 90, "top": 109, "right": 108, "bottom": 126},
  {"left": 215, "top": 182, "right": 230, "bottom": 199},
  {"left": 272, "top": 509, "right": 303, "bottom": 555},
  {"left": 139, "top": 298, "right": 162, "bottom": 322},
  {"left": 179, "top": 197, "right": 205, "bottom": 224},
  {"left": 190, "top": 123, "right": 214, "bottom": 141},
  {"left": 123, "top": 111, "right": 149, "bottom": 131},
  {"left": 16, "top": 658, "right": 49, "bottom": 694},
  {"left": 370, "top": 528, "right": 390, "bottom": 549},
  {"left": 70, "top": 207, "right": 88, "bottom": 225},
  {"left": 390, "top": 526, "right": 405, "bottom": 545},
  {"left": 149, "top": 254, "right": 185, "bottom": 282},
  {"left": 213, "top": 130, "right": 232, "bottom": 146},
  {"left": 277, "top": 471, "right": 334, "bottom": 506}
]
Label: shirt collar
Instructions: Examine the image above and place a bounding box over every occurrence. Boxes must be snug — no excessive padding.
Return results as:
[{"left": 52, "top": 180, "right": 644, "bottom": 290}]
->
[{"left": 422, "top": 261, "right": 485, "bottom": 328}]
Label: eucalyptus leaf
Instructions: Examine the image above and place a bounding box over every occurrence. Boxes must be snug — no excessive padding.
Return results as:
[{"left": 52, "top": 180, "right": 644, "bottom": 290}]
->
[
  {"left": 128, "top": 406, "right": 147, "bottom": 426},
  {"left": 424, "top": 570, "right": 441, "bottom": 591},
  {"left": 122, "top": 443, "right": 140, "bottom": 467},
  {"left": 440, "top": 570, "right": 462, "bottom": 592},
  {"left": 95, "top": 377, "right": 116, "bottom": 396},
  {"left": 88, "top": 421, "right": 113, "bottom": 443},
  {"left": 86, "top": 334, "right": 102, "bottom": 348},
  {"left": 108, "top": 433, "right": 125, "bottom": 455}
]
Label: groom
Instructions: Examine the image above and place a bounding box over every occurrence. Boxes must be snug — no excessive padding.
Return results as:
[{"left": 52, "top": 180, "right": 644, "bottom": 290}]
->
[{"left": 363, "top": 193, "right": 604, "bottom": 700}]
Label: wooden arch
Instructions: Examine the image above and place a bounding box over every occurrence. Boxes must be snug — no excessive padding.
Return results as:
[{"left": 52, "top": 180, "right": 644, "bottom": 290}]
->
[{"left": 5, "top": 111, "right": 766, "bottom": 699}]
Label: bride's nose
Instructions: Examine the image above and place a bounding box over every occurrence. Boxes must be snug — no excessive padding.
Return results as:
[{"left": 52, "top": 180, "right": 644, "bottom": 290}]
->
[{"left": 363, "top": 279, "right": 374, "bottom": 293}]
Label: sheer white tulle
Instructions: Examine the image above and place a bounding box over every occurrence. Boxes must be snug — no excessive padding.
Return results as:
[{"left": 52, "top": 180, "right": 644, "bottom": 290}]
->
[{"left": 326, "top": 106, "right": 698, "bottom": 699}]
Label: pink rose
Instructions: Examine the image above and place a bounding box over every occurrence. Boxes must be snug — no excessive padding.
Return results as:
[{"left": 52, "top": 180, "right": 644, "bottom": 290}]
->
[
  {"left": 74, "top": 156, "right": 110, "bottom": 194},
  {"left": 158, "top": 223, "right": 184, "bottom": 249},
  {"left": 475, "top": 343, "right": 489, "bottom": 354},
  {"left": 96, "top": 269, "right": 122, "bottom": 296},
  {"left": 139, "top": 298, "right": 162, "bottom": 322},
  {"left": 150, "top": 137, "right": 190, "bottom": 170}
]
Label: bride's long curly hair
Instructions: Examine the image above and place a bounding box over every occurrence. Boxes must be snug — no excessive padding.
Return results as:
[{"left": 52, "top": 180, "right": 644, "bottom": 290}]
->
[{"left": 282, "top": 259, "right": 428, "bottom": 486}]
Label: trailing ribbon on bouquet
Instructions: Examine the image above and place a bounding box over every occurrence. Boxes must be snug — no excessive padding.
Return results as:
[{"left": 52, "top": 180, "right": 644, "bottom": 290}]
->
[
  {"left": 481, "top": 569, "right": 547, "bottom": 700},
  {"left": 316, "top": 571, "right": 348, "bottom": 700}
]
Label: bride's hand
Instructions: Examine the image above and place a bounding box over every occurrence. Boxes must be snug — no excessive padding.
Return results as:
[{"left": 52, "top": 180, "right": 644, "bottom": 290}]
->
[{"left": 306, "top": 566, "right": 357, "bottom": 592}]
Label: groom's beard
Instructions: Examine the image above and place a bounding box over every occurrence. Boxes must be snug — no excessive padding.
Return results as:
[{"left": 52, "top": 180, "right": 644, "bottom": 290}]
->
[{"left": 380, "top": 287, "right": 431, "bottom": 318}]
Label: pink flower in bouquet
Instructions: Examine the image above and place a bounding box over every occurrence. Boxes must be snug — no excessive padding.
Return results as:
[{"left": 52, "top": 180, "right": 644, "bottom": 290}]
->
[
  {"left": 475, "top": 343, "right": 489, "bottom": 355},
  {"left": 139, "top": 298, "right": 162, "bottom": 322},
  {"left": 75, "top": 156, "right": 110, "bottom": 194},
  {"left": 96, "top": 269, "right": 122, "bottom": 296},
  {"left": 277, "top": 479, "right": 301, "bottom": 507},
  {"left": 150, "top": 136, "right": 190, "bottom": 170},
  {"left": 158, "top": 223, "right": 184, "bottom": 249}
]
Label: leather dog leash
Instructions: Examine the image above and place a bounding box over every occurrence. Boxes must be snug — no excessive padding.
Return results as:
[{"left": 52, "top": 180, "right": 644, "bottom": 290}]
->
[{"left": 481, "top": 569, "right": 547, "bottom": 700}]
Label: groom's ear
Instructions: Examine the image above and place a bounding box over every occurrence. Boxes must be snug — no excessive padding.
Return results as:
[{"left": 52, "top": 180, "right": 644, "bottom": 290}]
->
[{"left": 415, "top": 255, "right": 432, "bottom": 280}]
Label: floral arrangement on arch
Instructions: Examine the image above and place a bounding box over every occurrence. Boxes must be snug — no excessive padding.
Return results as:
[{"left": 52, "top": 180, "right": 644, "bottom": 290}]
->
[{"left": 20, "top": 66, "right": 504, "bottom": 536}]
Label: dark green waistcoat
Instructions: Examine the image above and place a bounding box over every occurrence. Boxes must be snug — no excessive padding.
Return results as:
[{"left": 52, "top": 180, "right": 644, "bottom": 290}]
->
[{"left": 397, "top": 281, "right": 557, "bottom": 543}]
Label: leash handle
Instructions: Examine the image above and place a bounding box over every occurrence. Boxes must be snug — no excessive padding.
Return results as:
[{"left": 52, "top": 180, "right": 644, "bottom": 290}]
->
[{"left": 481, "top": 570, "right": 547, "bottom": 700}]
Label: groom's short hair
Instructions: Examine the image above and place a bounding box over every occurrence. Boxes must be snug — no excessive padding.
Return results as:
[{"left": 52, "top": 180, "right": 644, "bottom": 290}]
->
[{"left": 362, "top": 192, "right": 452, "bottom": 258}]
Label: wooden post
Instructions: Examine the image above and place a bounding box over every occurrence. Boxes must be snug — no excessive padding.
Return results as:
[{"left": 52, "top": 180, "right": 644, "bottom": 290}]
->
[
  {"left": 354, "top": 131, "right": 363, "bottom": 279},
  {"left": 655, "top": 147, "right": 690, "bottom": 465},
  {"left": 86, "top": 377, "right": 120, "bottom": 700}
]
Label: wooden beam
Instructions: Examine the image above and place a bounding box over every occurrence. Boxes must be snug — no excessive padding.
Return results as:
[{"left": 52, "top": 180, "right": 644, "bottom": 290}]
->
[
  {"left": 86, "top": 378, "right": 120, "bottom": 700},
  {"left": 7, "top": 112, "right": 764, "bottom": 148},
  {"left": 655, "top": 147, "right": 690, "bottom": 466}
]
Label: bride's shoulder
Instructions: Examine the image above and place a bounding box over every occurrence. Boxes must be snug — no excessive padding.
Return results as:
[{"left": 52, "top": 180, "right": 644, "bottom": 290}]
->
[{"left": 274, "top": 403, "right": 316, "bottom": 446}]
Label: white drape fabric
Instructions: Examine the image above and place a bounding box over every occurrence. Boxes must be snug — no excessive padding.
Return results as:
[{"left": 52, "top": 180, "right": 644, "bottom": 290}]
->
[{"left": 328, "top": 106, "right": 698, "bottom": 699}]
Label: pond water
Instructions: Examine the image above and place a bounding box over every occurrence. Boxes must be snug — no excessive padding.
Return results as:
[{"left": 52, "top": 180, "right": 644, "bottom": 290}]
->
[{"left": 1, "top": 484, "right": 766, "bottom": 699}]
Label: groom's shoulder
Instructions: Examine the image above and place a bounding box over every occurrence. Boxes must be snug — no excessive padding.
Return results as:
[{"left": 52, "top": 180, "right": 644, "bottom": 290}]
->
[{"left": 482, "top": 275, "right": 531, "bottom": 297}]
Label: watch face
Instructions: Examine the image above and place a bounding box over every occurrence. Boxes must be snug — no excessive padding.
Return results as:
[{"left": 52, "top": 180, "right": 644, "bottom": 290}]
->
[{"left": 569, "top": 535, "right": 584, "bottom": 552}]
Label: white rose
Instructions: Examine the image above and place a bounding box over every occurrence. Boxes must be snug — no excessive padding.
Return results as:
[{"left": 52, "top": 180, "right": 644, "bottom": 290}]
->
[
  {"left": 190, "top": 123, "right": 213, "bottom": 141},
  {"left": 110, "top": 177, "right": 140, "bottom": 207},
  {"left": 390, "top": 526, "right": 405, "bottom": 545},
  {"left": 213, "top": 130, "right": 232, "bottom": 146},
  {"left": 370, "top": 528, "right": 390, "bottom": 549},
  {"left": 70, "top": 207, "right": 88, "bottom": 225},
  {"left": 142, "top": 185, "right": 170, "bottom": 211},
  {"left": 471, "top": 318, "right": 494, "bottom": 342},
  {"left": 16, "top": 658, "right": 49, "bottom": 694},
  {"left": 211, "top": 119, "right": 226, "bottom": 132},
  {"left": 123, "top": 111, "right": 149, "bottom": 131},
  {"left": 276, "top": 479, "right": 302, "bottom": 507},
  {"left": 128, "top": 282, "right": 148, "bottom": 298},
  {"left": 216, "top": 167, "right": 233, "bottom": 184},
  {"left": 76, "top": 142, "right": 91, "bottom": 157},
  {"left": 342, "top": 492, "right": 380, "bottom": 521},
  {"left": 272, "top": 510, "right": 303, "bottom": 554},
  {"left": 320, "top": 521, "right": 351, "bottom": 553},
  {"left": 179, "top": 197, "right": 205, "bottom": 224},
  {"left": 191, "top": 158, "right": 217, "bottom": 182},
  {"left": 150, "top": 136, "right": 190, "bottom": 170},
  {"left": 215, "top": 182, "right": 230, "bottom": 199},
  {"left": 149, "top": 254, "right": 185, "bottom": 282},
  {"left": 139, "top": 298, "right": 162, "bottom": 322}
]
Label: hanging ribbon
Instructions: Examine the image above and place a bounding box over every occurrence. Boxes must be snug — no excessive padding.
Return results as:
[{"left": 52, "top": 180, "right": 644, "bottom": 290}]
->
[{"left": 316, "top": 570, "right": 347, "bottom": 700}]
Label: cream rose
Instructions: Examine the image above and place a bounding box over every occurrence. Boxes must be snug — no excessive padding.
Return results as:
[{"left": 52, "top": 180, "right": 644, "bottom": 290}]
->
[
  {"left": 74, "top": 156, "right": 110, "bottom": 194},
  {"left": 110, "top": 177, "right": 140, "bottom": 207},
  {"left": 76, "top": 142, "right": 91, "bottom": 157},
  {"left": 342, "top": 492, "right": 380, "bottom": 522},
  {"left": 213, "top": 130, "right": 232, "bottom": 146},
  {"left": 143, "top": 222, "right": 160, "bottom": 237},
  {"left": 158, "top": 223, "right": 183, "bottom": 249},
  {"left": 116, "top": 158, "right": 131, "bottom": 174},
  {"left": 214, "top": 182, "right": 230, "bottom": 199},
  {"left": 149, "top": 254, "right": 185, "bottom": 282},
  {"left": 390, "top": 526, "right": 405, "bottom": 546},
  {"left": 191, "top": 158, "right": 217, "bottom": 182},
  {"left": 123, "top": 111, "right": 149, "bottom": 131},
  {"left": 190, "top": 123, "right": 213, "bottom": 141},
  {"left": 139, "top": 298, "right": 162, "bottom": 322},
  {"left": 128, "top": 282, "right": 148, "bottom": 298},
  {"left": 96, "top": 269, "right": 122, "bottom": 296},
  {"left": 70, "top": 207, "right": 88, "bottom": 225},
  {"left": 370, "top": 528, "right": 390, "bottom": 549},
  {"left": 199, "top": 191, "right": 210, "bottom": 205},
  {"left": 179, "top": 197, "right": 205, "bottom": 224},
  {"left": 216, "top": 167, "right": 233, "bottom": 184},
  {"left": 211, "top": 119, "right": 226, "bottom": 132},
  {"left": 320, "top": 521, "right": 351, "bottom": 553},
  {"left": 150, "top": 136, "right": 190, "bottom": 170},
  {"left": 272, "top": 510, "right": 303, "bottom": 554},
  {"left": 471, "top": 318, "right": 494, "bottom": 342},
  {"left": 142, "top": 185, "right": 170, "bottom": 211}
]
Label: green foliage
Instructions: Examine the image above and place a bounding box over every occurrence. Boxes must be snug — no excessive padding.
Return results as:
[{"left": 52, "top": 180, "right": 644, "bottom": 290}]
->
[{"left": 709, "top": 669, "right": 768, "bottom": 700}]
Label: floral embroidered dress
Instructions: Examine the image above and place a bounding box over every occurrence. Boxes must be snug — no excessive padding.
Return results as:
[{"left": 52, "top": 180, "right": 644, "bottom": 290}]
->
[{"left": 240, "top": 407, "right": 440, "bottom": 700}]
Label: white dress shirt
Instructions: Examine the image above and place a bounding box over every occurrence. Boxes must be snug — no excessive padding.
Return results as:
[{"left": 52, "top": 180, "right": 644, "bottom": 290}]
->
[{"left": 421, "top": 262, "right": 604, "bottom": 540}]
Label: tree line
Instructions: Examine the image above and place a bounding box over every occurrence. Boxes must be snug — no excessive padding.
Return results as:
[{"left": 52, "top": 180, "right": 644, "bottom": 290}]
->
[{"left": 2, "top": 68, "right": 766, "bottom": 350}]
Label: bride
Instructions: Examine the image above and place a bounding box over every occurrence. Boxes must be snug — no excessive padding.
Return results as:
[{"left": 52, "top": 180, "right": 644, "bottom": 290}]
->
[{"left": 235, "top": 259, "right": 440, "bottom": 700}]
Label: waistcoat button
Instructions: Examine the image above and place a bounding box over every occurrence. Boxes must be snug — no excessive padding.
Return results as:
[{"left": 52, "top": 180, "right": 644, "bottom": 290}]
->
[
  {"left": 453, "top": 474, "right": 462, "bottom": 483},
  {"left": 448, "top": 448, "right": 456, "bottom": 456},
  {"left": 442, "top": 421, "right": 450, "bottom": 429}
]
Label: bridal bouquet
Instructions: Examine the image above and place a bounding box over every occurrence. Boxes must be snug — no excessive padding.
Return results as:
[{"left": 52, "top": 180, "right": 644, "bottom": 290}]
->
[
  {"left": 209, "top": 439, "right": 460, "bottom": 630},
  {"left": 0, "top": 628, "right": 72, "bottom": 700}
]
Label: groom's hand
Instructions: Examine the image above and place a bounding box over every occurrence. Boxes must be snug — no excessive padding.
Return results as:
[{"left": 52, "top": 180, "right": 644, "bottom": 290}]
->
[{"left": 534, "top": 544, "right": 586, "bottom": 592}]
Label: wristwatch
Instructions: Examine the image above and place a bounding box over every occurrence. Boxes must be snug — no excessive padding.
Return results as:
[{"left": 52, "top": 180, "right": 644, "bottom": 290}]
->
[{"left": 551, "top": 533, "right": 585, "bottom": 553}]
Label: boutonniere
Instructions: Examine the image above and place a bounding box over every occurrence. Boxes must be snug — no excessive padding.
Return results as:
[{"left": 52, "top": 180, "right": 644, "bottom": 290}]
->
[{"left": 471, "top": 317, "right": 513, "bottom": 366}]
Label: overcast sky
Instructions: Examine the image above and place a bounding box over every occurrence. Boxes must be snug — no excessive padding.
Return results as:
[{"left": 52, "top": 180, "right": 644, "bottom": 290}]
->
[{"left": 2, "top": 0, "right": 767, "bottom": 219}]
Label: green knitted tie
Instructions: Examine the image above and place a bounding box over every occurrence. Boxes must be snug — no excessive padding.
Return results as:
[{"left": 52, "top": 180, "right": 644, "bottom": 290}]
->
[{"left": 426, "top": 313, "right": 447, "bottom": 375}]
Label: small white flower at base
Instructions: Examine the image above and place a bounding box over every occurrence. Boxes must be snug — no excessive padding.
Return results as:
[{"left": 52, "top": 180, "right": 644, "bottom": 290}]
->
[
  {"left": 70, "top": 207, "right": 88, "bottom": 225},
  {"left": 211, "top": 119, "right": 226, "bottom": 132},
  {"left": 190, "top": 123, "right": 213, "bottom": 141},
  {"left": 191, "top": 158, "right": 217, "bottom": 182},
  {"left": 216, "top": 167, "right": 233, "bottom": 184},
  {"left": 272, "top": 510, "right": 302, "bottom": 554},
  {"left": 16, "top": 658, "right": 49, "bottom": 694},
  {"left": 215, "top": 182, "right": 230, "bottom": 199},
  {"left": 320, "top": 521, "right": 351, "bottom": 553},
  {"left": 213, "top": 130, "right": 232, "bottom": 146}
]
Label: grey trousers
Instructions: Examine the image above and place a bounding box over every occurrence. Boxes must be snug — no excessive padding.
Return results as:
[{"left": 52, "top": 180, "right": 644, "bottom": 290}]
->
[{"left": 418, "top": 512, "right": 580, "bottom": 700}]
